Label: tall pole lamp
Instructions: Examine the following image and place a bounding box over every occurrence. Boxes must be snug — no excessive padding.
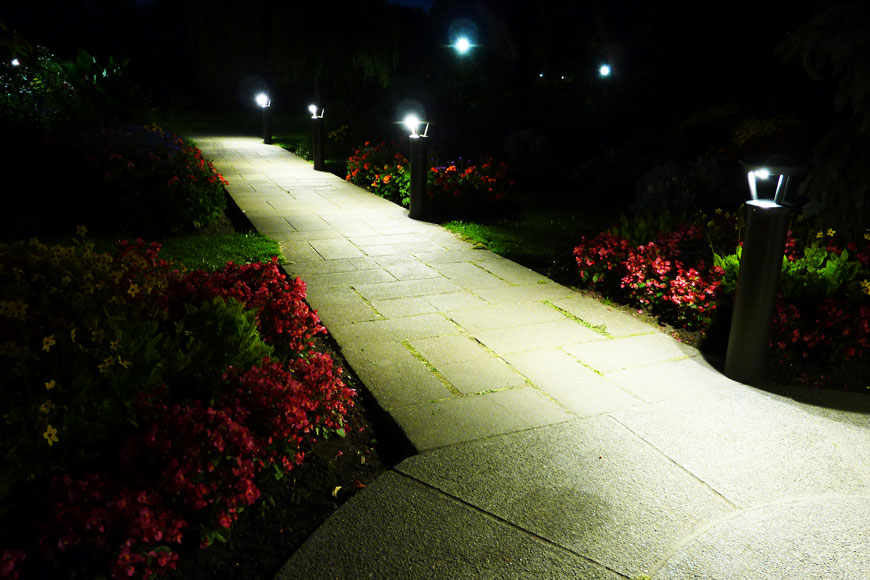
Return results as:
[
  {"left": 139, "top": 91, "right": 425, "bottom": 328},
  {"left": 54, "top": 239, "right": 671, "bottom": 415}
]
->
[
  {"left": 404, "top": 114, "right": 431, "bottom": 221},
  {"left": 724, "top": 165, "right": 806, "bottom": 383},
  {"left": 309, "top": 104, "right": 325, "bottom": 171},
  {"left": 256, "top": 93, "right": 272, "bottom": 145}
]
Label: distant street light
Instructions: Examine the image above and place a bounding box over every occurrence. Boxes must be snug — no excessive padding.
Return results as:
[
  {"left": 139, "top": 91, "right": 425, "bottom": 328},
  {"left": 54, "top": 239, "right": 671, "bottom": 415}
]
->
[
  {"left": 599, "top": 64, "right": 612, "bottom": 78},
  {"left": 11, "top": 58, "right": 20, "bottom": 67},
  {"left": 404, "top": 114, "right": 432, "bottom": 221},
  {"left": 255, "top": 93, "right": 272, "bottom": 144},
  {"left": 309, "top": 104, "right": 325, "bottom": 171},
  {"left": 453, "top": 36, "right": 471, "bottom": 55}
]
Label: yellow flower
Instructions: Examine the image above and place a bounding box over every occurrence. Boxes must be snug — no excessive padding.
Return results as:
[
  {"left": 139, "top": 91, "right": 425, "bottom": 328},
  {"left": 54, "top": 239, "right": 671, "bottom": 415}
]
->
[
  {"left": 816, "top": 231, "right": 824, "bottom": 239},
  {"left": 827, "top": 228, "right": 836, "bottom": 237},
  {"left": 45, "top": 379, "right": 56, "bottom": 390},
  {"left": 109, "top": 340, "right": 119, "bottom": 351},
  {"left": 98, "top": 357, "right": 115, "bottom": 374},
  {"left": 70, "top": 328, "right": 76, "bottom": 343},
  {"left": 43, "top": 424, "right": 59, "bottom": 446},
  {"left": 42, "top": 335, "right": 56, "bottom": 352},
  {"left": 861, "top": 280, "right": 870, "bottom": 296},
  {"left": 39, "top": 400, "right": 54, "bottom": 414},
  {"left": 118, "top": 358, "right": 132, "bottom": 369},
  {"left": 76, "top": 225, "right": 88, "bottom": 237},
  {"left": 127, "top": 283, "right": 140, "bottom": 298},
  {"left": 864, "top": 231, "right": 870, "bottom": 242}
]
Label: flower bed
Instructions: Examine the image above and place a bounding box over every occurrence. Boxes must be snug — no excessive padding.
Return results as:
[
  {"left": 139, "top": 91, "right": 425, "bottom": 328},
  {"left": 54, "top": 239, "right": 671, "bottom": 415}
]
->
[
  {"left": 346, "top": 141, "right": 513, "bottom": 220},
  {"left": 574, "top": 211, "right": 870, "bottom": 389},
  {"left": 0, "top": 233, "right": 355, "bottom": 579}
]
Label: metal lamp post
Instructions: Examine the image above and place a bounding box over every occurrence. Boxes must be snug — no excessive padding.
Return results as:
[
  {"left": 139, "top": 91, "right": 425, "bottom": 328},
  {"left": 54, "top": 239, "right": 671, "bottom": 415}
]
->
[
  {"left": 309, "top": 104, "right": 325, "bottom": 171},
  {"left": 255, "top": 93, "right": 272, "bottom": 144},
  {"left": 724, "top": 165, "right": 806, "bottom": 383},
  {"left": 404, "top": 114, "right": 432, "bottom": 221}
]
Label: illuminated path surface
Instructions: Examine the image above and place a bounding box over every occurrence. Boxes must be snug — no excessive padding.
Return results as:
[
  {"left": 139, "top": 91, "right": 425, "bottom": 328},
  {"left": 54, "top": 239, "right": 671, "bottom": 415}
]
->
[{"left": 195, "top": 136, "right": 870, "bottom": 580}]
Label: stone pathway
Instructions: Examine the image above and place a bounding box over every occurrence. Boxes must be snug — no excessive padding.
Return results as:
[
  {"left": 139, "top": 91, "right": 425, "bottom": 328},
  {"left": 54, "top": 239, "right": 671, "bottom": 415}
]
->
[{"left": 195, "top": 136, "right": 870, "bottom": 580}]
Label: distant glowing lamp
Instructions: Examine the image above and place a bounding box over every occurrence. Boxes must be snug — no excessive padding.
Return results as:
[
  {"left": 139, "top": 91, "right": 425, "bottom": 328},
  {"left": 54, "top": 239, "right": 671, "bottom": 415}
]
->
[
  {"left": 453, "top": 37, "right": 471, "bottom": 55},
  {"left": 255, "top": 93, "right": 271, "bottom": 144},
  {"left": 403, "top": 114, "right": 421, "bottom": 137},
  {"left": 11, "top": 58, "right": 20, "bottom": 67},
  {"left": 599, "top": 64, "right": 611, "bottom": 78}
]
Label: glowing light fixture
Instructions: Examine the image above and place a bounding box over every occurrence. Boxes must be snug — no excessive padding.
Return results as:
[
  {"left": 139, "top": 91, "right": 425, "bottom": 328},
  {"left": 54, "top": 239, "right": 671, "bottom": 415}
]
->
[
  {"left": 255, "top": 93, "right": 270, "bottom": 108},
  {"left": 747, "top": 167, "right": 793, "bottom": 204},
  {"left": 11, "top": 58, "right": 20, "bottom": 67},
  {"left": 599, "top": 64, "right": 611, "bottom": 78},
  {"left": 453, "top": 37, "right": 471, "bottom": 55},
  {"left": 308, "top": 104, "right": 324, "bottom": 118},
  {"left": 256, "top": 93, "right": 272, "bottom": 144},
  {"left": 403, "top": 114, "right": 421, "bottom": 137}
]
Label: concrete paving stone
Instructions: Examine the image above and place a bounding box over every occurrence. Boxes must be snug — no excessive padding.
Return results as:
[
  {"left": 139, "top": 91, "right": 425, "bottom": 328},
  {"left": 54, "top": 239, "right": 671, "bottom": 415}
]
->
[
  {"left": 653, "top": 495, "right": 870, "bottom": 580},
  {"left": 302, "top": 286, "right": 380, "bottom": 327},
  {"left": 410, "top": 334, "right": 494, "bottom": 367},
  {"left": 447, "top": 302, "right": 568, "bottom": 333},
  {"left": 284, "top": 214, "right": 334, "bottom": 231},
  {"left": 346, "top": 233, "right": 430, "bottom": 246},
  {"left": 611, "top": 386, "right": 870, "bottom": 506},
  {"left": 354, "top": 277, "right": 462, "bottom": 301},
  {"left": 397, "top": 417, "right": 736, "bottom": 575},
  {"left": 271, "top": 229, "right": 344, "bottom": 243},
  {"left": 274, "top": 240, "right": 324, "bottom": 263},
  {"left": 472, "top": 283, "right": 579, "bottom": 305},
  {"left": 283, "top": 256, "right": 378, "bottom": 278},
  {"left": 372, "top": 255, "right": 441, "bottom": 280},
  {"left": 424, "top": 290, "right": 492, "bottom": 312},
  {"left": 389, "top": 387, "right": 574, "bottom": 450},
  {"left": 564, "top": 333, "right": 697, "bottom": 373},
  {"left": 224, "top": 182, "right": 255, "bottom": 195},
  {"left": 308, "top": 238, "right": 366, "bottom": 260},
  {"left": 245, "top": 215, "right": 293, "bottom": 234},
  {"left": 503, "top": 350, "right": 642, "bottom": 416},
  {"left": 359, "top": 241, "right": 440, "bottom": 256},
  {"left": 368, "top": 296, "right": 439, "bottom": 318},
  {"left": 324, "top": 222, "right": 378, "bottom": 237},
  {"left": 604, "top": 357, "right": 738, "bottom": 403},
  {"left": 340, "top": 343, "right": 453, "bottom": 409},
  {"left": 327, "top": 313, "right": 460, "bottom": 346},
  {"left": 548, "top": 296, "right": 659, "bottom": 337},
  {"left": 277, "top": 471, "right": 622, "bottom": 580},
  {"left": 476, "top": 320, "right": 605, "bottom": 355},
  {"left": 438, "top": 358, "right": 528, "bottom": 394},
  {"left": 430, "top": 262, "right": 512, "bottom": 290},
  {"left": 472, "top": 255, "right": 553, "bottom": 285},
  {"left": 301, "top": 268, "right": 396, "bottom": 292},
  {"left": 414, "top": 248, "right": 494, "bottom": 264}
]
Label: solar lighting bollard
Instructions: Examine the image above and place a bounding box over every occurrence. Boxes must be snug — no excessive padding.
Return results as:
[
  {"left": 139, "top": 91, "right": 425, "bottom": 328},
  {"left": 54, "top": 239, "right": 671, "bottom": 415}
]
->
[
  {"left": 403, "top": 114, "right": 433, "bottom": 221},
  {"left": 724, "top": 166, "right": 806, "bottom": 383},
  {"left": 256, "top": 93, "right": 272, "bottom": 144},
  {"left": 309, "top": 104, "right": 325, "bottom": 171}
]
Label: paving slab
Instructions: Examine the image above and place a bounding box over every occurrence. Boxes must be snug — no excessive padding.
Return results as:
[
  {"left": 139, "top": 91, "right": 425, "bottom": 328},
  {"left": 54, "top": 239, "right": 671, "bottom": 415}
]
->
[
  {"left": 409, "top": 334, "right": 494, "bottom": 366},
  {"left": 389, "top": 387, "right": 574, "bottom": 450},
  {"left": 308, "top": 237, "right": 367, "bottom": 260},
  {"left": 368, "top": 296, "right": 439, "bottom": 318},
  {"left": 340, "top": 343, "right": 453, "bottom": 410},
  {"left": 472, "top": 283, "right": 579, "bottom": 305},
  {"left": 472, "top": 256, "right": 553, "bottom": 285},
  {"left": 353, "top": 277, "right": 463, "bottom": 301},
  {"left": 653, "top": 495, "right": 870, "bottom": 580},
  {"left": 277, "top": 471, "right": 623, "bottom": 580},
  {"left": 372, "top": 255, "right": 441, "bottom": 280},
  {"left": 397, "top": 417, "right": 736, "bottom": 576},
  {"left": 423, "top": 290, "right": 491, "bottom": 312},
  {"left": 326, "top": 313, "right": 460, "bottom": 345},
  {"left": 447, "top": 302, "right": 568, "bottom": 332},
  {"left": 476, "top": 320, "right": 605, "bottom": 355},
  {"left": 430, "top": 261, "right": 512, "bottom": 289},
  {"left": 547, "top": 296, "right": 658, "bottom": 337},
  {"left": 611, "top": 386, "right": 870, "bottom": 506},
  {"left": 603, "top": 357, "right": 737, "bottom": 403},
  {"left": 437, "top": 358, "right": 528, "bottom": 394},
  {"left": 565, "top": 333, "right": 697, "bottom": 373},
  {"left": 503, "top": 349, "right": 643, "bottom": 416}
]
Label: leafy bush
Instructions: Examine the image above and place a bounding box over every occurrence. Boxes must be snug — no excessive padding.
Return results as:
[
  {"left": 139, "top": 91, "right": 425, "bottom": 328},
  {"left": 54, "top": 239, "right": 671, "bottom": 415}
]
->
[
  {"left": 575, "top": 211, "right": 870, "bottom": 388},
  {"left": 78, "top": 124, "right": 228, "bottom": 235},
  {"left": 0, "top": 234, "right": 354, "bottom": 579},
  {"left": 345, "top": 140, "right": 410, "bottom": 205},
  {"left": 346, "top": 140, "right": 514, "bottom": 220}
]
